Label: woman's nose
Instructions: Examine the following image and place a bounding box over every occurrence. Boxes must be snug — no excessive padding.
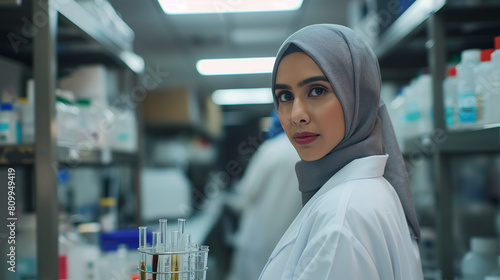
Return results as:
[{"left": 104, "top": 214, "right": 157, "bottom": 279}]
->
[{"left": 291, "top": 99, "right": 310, "bottom": 125}]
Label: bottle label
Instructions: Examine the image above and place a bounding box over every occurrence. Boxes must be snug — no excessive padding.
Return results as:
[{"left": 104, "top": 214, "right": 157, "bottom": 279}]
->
[
  {"left": 458, "top": 91, "right": 477, "bottom": 123},
  {"left": 0, "top": 123, "right": 9, "bottom": 130},
  {"left": 445, "top": 106, "right": 454, "bottom": 126},
  {"left": 405, "top": 100, "right": 420, "bottom": 122}
]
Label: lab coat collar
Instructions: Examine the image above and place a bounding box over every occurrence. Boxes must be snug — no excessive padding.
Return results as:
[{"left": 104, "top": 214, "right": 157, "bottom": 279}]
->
[{"left": 308, "top": 155, "right": 388, "bottom": 202}]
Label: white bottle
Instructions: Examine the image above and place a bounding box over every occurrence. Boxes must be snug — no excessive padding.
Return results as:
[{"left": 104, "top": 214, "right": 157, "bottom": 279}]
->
[
  {"left": 475, "top": 49, "right": 495, "bottom": 126},
  {"left": 461, "top": 237, "right": 499, "bottom": 280},
  {"left": 490, "top": 37, "right": 500, "bottom": 125},
  {"left": 418, "top": 74, "right": 433, "bottom": 134},
  {"left": 0, "top": 103, "right": 18, "bottom": 144},
  {"left": 403, "top": 81, "right": 420, "bottom": 139},
  {"left": 111, "top": 106, "right": 137, "bottom": 152},
  {"left": 457, "top": 49, "right": 481, "bottom": 128},
  {"left": 443, "top": 65, "right": 458, "bottom": 129}
]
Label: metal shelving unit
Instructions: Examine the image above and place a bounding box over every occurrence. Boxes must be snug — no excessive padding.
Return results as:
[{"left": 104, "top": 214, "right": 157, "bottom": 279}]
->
[
  {"left": 0, "top": 145, "right": 138, "bottom": 165},
  {"left": 0, "top": 0, "right": 144, "bottom": 279},
  {"left": 373, "top": 0, "right": 500, "bottom": 278}
]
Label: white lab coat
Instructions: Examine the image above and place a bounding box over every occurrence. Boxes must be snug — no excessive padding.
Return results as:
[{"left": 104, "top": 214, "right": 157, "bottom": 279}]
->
[
  {"left": 259, "top": 155, "right": 423, "bottom": 280},
  {"left": 227, "top": 133, "right": 302, "bottom": 280}
]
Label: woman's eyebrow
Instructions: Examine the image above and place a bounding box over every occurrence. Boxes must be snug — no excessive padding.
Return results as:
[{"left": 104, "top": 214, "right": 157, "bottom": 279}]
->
[
  {"left": 298, "top": 75, "right": 329, "bottom": 87},
  {"left": 274, "top": 84, "right": 291, "bottom": 90}
]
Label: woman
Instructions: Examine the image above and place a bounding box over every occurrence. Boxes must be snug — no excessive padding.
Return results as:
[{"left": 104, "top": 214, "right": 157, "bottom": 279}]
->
[{"left": 258, "top": 24, "right": 423, "bottom": 279}]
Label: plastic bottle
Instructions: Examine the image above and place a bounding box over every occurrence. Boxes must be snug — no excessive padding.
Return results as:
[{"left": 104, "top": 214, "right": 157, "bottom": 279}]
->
[
  {"left": 56, "top": 90, "right": 80, "bottom": 145},
  {"left": 403, "top": 82, "right": 420, "bottom": 139},
  {"left": 457, "top": 49, "right": 481, "bottom": 128},
  {"left": 418, "top": 74, "right": 433, "bottom": 134},
  {"left": 76, "top": 98, "right": 102, "bottom": 149},
  {"left": 461, "top": 237, "right": 499, "bottom": 280},
  {"left": 490, "top": 37, "right": 500, "bottom": 124},
  {"left": 0, "top": 103, "right": 18, "bottom": 144},
  {"left": 443, "top": 65, "right": 458, "bottom": 129},
  {"left": 475, "top": 49, "right": 495, "bottom": 126},
  {"left": 21, "top": 79, "right": 35, "bottom": 143},
  {"left": 110, "top": 106, "right": 137, "bottom": 152}
]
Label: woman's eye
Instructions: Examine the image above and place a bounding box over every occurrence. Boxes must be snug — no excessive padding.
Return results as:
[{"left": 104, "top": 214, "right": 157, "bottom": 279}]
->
[
  {"left": 310, "top": 87, "right": 326, "bottom": 97},
  {"left": 277, "top": 91, "right": 294, "bottom": 102}
]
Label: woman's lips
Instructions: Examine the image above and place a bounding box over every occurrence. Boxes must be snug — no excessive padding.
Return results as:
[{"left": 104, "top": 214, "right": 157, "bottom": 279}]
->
[{"left": 293, "top": 132, "right": 319, "bottom": 145}]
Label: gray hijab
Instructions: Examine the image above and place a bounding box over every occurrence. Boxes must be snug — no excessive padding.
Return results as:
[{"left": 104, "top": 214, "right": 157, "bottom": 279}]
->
[{"left": 271, "top": 24, "right": 420, "bottom": 241}]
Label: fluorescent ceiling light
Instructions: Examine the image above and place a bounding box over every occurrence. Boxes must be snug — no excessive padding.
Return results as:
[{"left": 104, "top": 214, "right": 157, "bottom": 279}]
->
[
  {"left": 158, "top": 0, "right": 303, "bottom": 14},
  {"left": 212, "top": 88, "right": 274, "bottom": 105},
  {"left": 197, "top": 57, "right": 275, "bottom": 76}
]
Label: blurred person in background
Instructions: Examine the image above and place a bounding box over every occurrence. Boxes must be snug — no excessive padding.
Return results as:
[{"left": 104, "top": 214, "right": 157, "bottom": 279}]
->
[
  {"left": 258, "top": 24, "right": 423, "bottom": 279},
  {"left": 225, "top": 111, "right": 302, "bottom": 280}
]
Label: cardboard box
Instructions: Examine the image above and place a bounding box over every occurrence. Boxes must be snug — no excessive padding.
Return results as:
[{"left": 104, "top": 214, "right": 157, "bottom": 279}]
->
[{"left": 142, "top": 87, "right": 201, "bottom": 125}]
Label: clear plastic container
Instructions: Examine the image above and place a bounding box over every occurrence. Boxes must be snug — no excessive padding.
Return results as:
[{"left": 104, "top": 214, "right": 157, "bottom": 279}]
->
[
  {"left": 56, "top": 91, "right": 80, "bottom": 145},
  {"left": 99, "top": 197, "right": 117, "bottom": 233},
  {"left": 457, "top": 49, "right": 481, "bottom": 128},
  {"left": 76, "top": 98, "right": 103, "bottom": 149},
  {"left": 461, "top": 237, "right": 499, "bottom": 280},
  {"left": 110, "top": 106, "right": 137, "bottom": 152},
  {"left": 443, "top": 65, "right": 458, "bottom": 129},
  {"left": 475, "top": 49, "right": 495, "bottom": 126}
]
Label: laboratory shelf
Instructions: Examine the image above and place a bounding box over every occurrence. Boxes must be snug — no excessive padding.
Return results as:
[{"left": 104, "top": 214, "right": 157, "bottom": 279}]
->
[
  {"left": 0, "top": 0, "right": 144, "bottom": 279},
  {"left": 0, "top": 144, "right": 138, "bottom": 166},
  {"left": 440, "top": 126, "right": 500, "bottom": 154},
  {"left": 402, "top": 134, "right": 436, "bottom": 159},
  {"left": 57, "top": 146, "right": 139, "bottom": 166},
  {"left": 374, "top": 0, "right": 500, "bottom": 80},
  {"left": 0, "top": 0, "right": 21, "bottom": 6},
  {"left": 0, "top": 0, "right": 144, "bottom": 73},
  {"left": 371, "top": 0, "right": 500, "bottom": 278},
  {"left": 0, "top": 144, "right": 35, "bottom": 165},
  {"left": 145, "top": 123, "right": 220, "bottom": 142},
  {"left": 372, "top": 0, "right": 446, "bottom": 60}
]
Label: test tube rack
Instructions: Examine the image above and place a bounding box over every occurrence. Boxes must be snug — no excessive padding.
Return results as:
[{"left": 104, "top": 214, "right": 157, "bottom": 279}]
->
[{"left": 137, "top": 246, "right": 209, "bottom": 280}]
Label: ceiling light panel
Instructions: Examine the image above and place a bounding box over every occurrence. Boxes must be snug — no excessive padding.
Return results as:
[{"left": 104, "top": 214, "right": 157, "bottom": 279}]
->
[
  {"left": 158, "top": 0, "right": 303, "bottom": 14},
  {"left": 197, "top": 57, "right": 275, "bottom": 75},
  {"left": 212, "top": 88, "right": 274, "bottom": 105}
]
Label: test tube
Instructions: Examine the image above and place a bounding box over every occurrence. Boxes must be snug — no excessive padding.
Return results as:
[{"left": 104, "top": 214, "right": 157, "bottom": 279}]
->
[
  {"left": 181, "top": 233, "right": 191, "bottom": 280},
  {"left": 152, "top": 231, "right": 161, "bottom": 280},
  {"left": 138, "top": 226, "right": 147, "bottom": 280},
  {"left": 159, "top": 219, "right": 168, "bottom": 249},
  {"left": 189, "top": 243, "right": 199, "bottom": 280},
  {"left": 178, "top": 218, "right": 186, "bottom": 234},
  {"left": 171, "top": 230, "right": 180, "bottom": 280},
  {"left": 159, "top": 219, "right": 170, "bottom": 280},
  {"left": 200, "top": 246, "right": 209, "bottom": 280}
]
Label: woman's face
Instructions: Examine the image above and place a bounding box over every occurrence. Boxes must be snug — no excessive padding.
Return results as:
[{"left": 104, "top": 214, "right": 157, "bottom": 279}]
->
[{"left": 275, "top": 52, "right": 345, "bottom": 161}]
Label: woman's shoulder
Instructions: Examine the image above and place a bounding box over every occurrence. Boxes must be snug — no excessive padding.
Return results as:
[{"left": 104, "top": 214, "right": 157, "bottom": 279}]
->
[{"left": 305, "top": 177, "right": 402, "bottom": 233}]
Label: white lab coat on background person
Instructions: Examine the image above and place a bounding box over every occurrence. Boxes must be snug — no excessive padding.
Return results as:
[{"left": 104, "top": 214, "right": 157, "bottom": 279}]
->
[
  {"left": 258, "top": 155, "right": 423, "bottom": 280},
  {"left": 226, "top": 132, "right": 302, "bottom": 280}
]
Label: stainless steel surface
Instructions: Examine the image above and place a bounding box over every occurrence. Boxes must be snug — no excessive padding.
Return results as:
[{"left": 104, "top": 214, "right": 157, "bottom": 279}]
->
[
  {"left": 372, "top": 0, "right": 446, "bottom": 59},
  {"left": 57, "top": 0, "right": 144, "bottom": 73},
  {"left": 427, "top": 12, "right": 453, "bottom": 279},
  {"left": 0, "top": 0, "right": 21, "bottom": 6},
  {"left": 34, "top": 0, "right": 59, "bottom": 278}
]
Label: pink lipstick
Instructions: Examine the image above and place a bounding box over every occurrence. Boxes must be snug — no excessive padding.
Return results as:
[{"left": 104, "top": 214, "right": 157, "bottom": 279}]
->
[{"left": 293, "top": 131, "right": 319, "bottom": 145}]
